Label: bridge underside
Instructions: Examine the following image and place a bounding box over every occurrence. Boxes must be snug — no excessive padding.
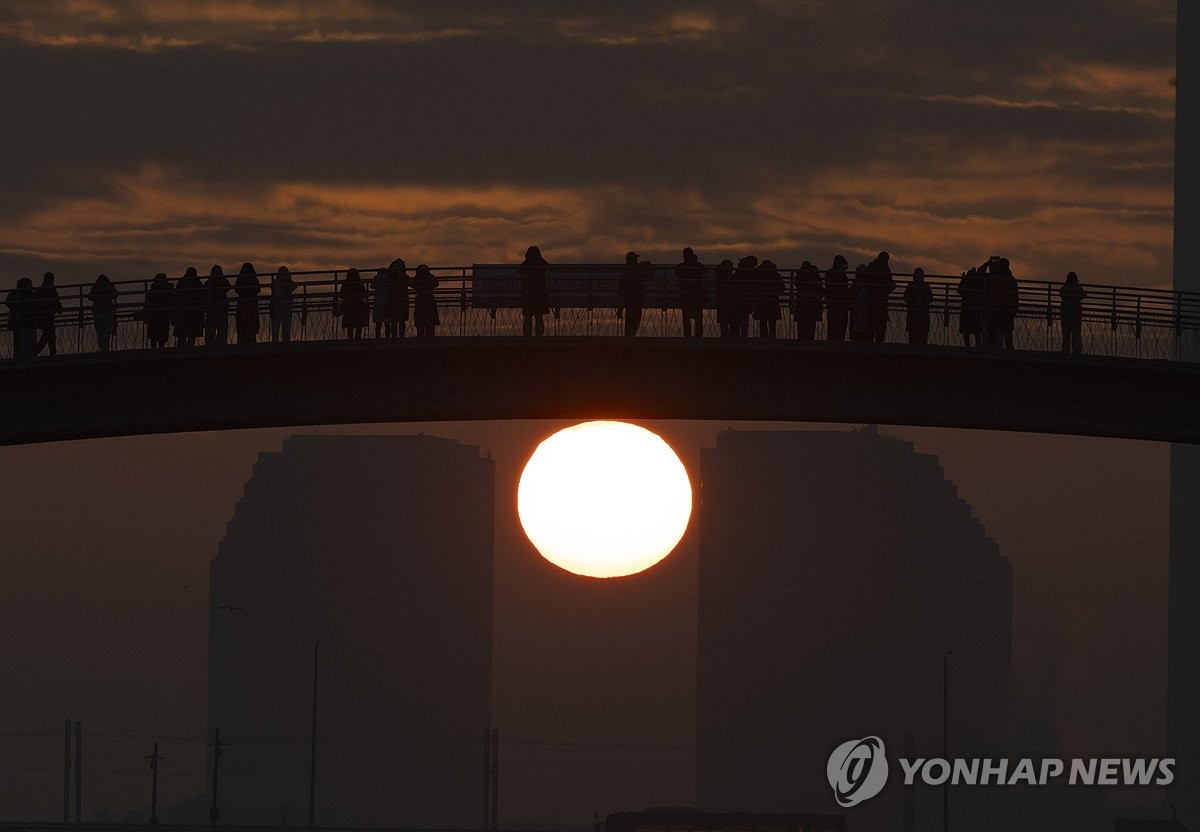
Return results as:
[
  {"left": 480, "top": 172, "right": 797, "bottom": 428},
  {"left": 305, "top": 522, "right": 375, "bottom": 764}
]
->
[{"left": 2, "top": 338, "right": 1199, "bottom": 446}]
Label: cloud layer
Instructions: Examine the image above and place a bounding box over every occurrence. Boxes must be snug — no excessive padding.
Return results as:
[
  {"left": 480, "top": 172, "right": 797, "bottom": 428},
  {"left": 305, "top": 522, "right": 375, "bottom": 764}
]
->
[{"left": 0, "top": 0, "right": 1178, "bottom": 287}]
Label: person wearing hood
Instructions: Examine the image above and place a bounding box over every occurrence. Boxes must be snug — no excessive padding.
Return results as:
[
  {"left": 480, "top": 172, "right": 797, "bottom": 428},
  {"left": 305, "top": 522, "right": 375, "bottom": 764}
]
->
[
  {"left": 792, "top": 260, "right": 823, "bottom": 341},
  {"left": 518, "top": 245, "right": 550, "bottom": 337},
  {"left": 676, "top": 247, "right": 705, "bottom": 338},
  {"left": 753, "top": 259, "right": 784, "bottom": 339},
  {"left": 619, "top": 250, "right": 645, "bottom": 337},
  {"left": 173, "top": 266, "right": 206, "bottom": 347},
  {"left": 411, "top": 264, "right": 440, "bottom": 337},
  {"left": 205, "top": 265, "right": 232, "bottom": 346},
  {"left": 5, "top": 277, "right": 36, "bottom": 359},
  {"left": 143, "top": 273, "right": 173, "bottom": 349},
  {"left": 234, "top": 262, "right": 262, "bottom": 345},
  {"left": 903, "top": 267, "right": 934, "bottom": 345},
  {"left": 824, "top": 255, "right": 852, "bottom": 342},
  {"left": 1059, "top": 271, "right": 1086, "bottom": 355},
  {"left": 270, "top": 266, "right": 298, "bottom": 344},
  {"left": 88, "top": 274, "right": 119, "bottom": 353}
]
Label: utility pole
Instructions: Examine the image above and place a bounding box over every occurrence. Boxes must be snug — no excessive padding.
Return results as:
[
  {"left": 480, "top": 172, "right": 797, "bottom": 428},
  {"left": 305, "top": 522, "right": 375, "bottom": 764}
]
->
[
  {"left": 209, "top": 728, "right": 227, "bottom": 832},
  {"left": 490, "top": 728, "right": 498, "bottom": 831},
  {"left": 942, "top": 651, "right": 952, "bottom": 832},
  {"left": 74, "top": 721, "right": 82, "bottom": 824},
  {"left": 308, "top": 640, "right": 319, "bottom": 830},
  {"left": 902, "top": 733, "right": 916, "bottom": 832},
  {"left": 145, "top": 743, "right": 162, "bottom": 825},
  {"left": 482, "top": 726, "right": 492, "bottom": 831},
  {"left": 63, "top": 719, "right": 71, "bottom": 825}
]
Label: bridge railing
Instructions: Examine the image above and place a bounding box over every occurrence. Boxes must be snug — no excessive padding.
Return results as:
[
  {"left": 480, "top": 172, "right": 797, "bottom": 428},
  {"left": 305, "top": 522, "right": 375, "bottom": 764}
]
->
[{"left": 3, "top": 266, "right": 1200, "bottom": 363}]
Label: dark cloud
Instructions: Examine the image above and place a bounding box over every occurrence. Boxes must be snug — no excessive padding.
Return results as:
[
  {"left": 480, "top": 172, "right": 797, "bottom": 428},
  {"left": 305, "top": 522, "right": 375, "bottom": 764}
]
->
[{"left": 0, "top": 0, "right": 1177, "bottom": 286}]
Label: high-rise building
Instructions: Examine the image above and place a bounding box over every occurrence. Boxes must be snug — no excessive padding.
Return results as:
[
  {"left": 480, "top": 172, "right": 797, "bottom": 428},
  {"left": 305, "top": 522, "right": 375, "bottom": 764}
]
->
[
  {"left": 695, "top": 428, "right": 1012, "bottom": 831},
  {"left": 206, "top": 435, "right": 494, "bottom": 828}
]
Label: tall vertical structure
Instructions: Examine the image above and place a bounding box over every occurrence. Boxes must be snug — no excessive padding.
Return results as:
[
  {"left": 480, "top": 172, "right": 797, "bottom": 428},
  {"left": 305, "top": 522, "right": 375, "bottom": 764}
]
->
[
  {"left": 695, "top": 429, "right": 1011, "bottom": 831},
  {"left": 206, "top": 435, "right": 494, "bottom": 828},
  {"left": 1170, "top": 0, "right": 1200, "bottom": 818}
]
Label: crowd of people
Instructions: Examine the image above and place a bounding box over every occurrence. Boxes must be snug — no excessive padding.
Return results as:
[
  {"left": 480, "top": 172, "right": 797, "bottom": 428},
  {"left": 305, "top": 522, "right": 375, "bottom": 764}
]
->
[{"left": 2, "top": 248, "right": 1093, "bottom": 359}]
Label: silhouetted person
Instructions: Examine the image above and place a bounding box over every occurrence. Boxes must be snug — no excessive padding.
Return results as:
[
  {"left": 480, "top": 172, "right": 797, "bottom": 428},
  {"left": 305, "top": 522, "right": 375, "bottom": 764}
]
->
[
  {"left": 234, "top": 262, "right": 261, "bottom": 345},
  {"left": 270, "top": 266, "right": 297, "bottom": 344},
  {"left": 824, "top": 255, "right": 852, "bottom": 342},
  {"left": 956, "top": 267, "right": 984, "bottom": 347},
  {"left": 792, "top": 260, "right": 822, "bottom": 341},
  {"left": 33, "top": 272, "right": 63, "bottom": 356},
  {"left": 903, "top": 267, "right": 933, "bottom": 345},
  {"left": 143, "top": 272, "right": 173, "bottom": 349},
  {"left": 383, "top": 258, "right": 409, "bottom": 339},
  {"left": 174, "top": 266, "right": 206, "bottom": 347},
  {"left": 994, "top": 257, "right": 1019, "bottom": 350},
  {"left": 677, "top": 247, "right": 705, "bottom": 338},
  {"left": 371, "top": 267, "right": 390, "bottom": 339},
  {"left": 714, "top": 259, "right": 735, "bottom": 337},
  {"left": 1060, "top": 271, "right": 1086, "bottom": 355},
  {"left": 205, "top": 265, "right": 232, "bottom": 345},
  {"left": 850, "top": 264, "right": 871, "bottom": 342},
  {"left": 519, "top": 245, "right": 550, "bottom": 337},
  {"left": 865, "top": 251, "right": 895, "bottom": 343},
  {"left": 732, "top": 256, "right": 758, "bottom": 338},
  {"left": 338, "top": 268, "right": 369, "bottom": 339},
  {"left": 5, "top": 277, "right": 35, "bottom": 359},
  {"left": 619, "top": 251, "right": 644, "bottom": 337},
  {"left": 411, "top": 264, "right": 440, "bottom": 337},
  {"left": 754, "top": 259, "right": 784, "bottom": 339},
  {"left": 88, "top": 274, "right": 119, "bottom": 353}
]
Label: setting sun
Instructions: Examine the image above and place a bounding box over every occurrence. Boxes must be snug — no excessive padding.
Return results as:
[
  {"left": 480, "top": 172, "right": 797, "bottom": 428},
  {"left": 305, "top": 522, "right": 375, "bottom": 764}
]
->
[{"left": 517, "top": 421, "right": 693, "bottom": 579}]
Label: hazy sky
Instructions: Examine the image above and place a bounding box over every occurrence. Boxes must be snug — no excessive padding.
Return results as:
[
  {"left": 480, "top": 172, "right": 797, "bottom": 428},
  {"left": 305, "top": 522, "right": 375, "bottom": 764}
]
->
[{"left": 0, "top": 0, "right": 1178, "bottom": 284}]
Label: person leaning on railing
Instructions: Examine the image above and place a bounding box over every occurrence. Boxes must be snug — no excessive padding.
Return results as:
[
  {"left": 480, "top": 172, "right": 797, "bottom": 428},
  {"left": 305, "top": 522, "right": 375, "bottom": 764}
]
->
[{"left": 1060, "top": 272, "right": 1086, "bottom": 356}]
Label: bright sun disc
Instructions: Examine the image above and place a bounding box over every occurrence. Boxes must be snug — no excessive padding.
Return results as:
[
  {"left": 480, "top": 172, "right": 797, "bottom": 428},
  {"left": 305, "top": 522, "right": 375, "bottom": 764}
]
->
[{"left": 517, "top": 421, "right": 693, "bottom": 578}]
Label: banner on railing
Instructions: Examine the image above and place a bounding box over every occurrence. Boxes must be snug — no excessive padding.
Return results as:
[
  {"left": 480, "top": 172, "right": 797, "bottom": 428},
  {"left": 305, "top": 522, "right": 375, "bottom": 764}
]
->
[{"left": 469, "top": 264, "right": 717, "bottom": 310}]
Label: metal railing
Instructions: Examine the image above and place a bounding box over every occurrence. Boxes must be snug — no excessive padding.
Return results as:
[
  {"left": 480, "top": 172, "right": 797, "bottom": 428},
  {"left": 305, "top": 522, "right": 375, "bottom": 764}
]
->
[{"left": 3, "top": 265, "right": 1199, "bottom": 364}]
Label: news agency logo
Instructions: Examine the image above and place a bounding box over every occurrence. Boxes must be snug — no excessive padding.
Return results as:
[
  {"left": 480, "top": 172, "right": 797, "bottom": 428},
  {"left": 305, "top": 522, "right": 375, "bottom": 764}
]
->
[
  {"left": 825, "top": 737, "right": 1177, "bottom": 808},
  {"left": 826, "top": 736, "right": 889, "bottom": 808}
]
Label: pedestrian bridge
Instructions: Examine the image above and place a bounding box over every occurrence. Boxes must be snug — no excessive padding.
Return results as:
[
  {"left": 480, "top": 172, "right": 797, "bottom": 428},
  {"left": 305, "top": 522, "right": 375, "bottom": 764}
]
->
[
  {"left": 4, "top": 265, "right": 1200, "bottom": 445},
  {"left": 3, "top": 337, "right": 1200, "bottom": 446}
]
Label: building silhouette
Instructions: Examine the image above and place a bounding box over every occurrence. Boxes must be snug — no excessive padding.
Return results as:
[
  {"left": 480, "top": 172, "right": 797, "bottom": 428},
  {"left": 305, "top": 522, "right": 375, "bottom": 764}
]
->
[
  {"left": 206, "top": 434, "right": 494, "bottom": 828},
  {"left": 695, "top": 428, "right": 1012, "bottom": 832}
]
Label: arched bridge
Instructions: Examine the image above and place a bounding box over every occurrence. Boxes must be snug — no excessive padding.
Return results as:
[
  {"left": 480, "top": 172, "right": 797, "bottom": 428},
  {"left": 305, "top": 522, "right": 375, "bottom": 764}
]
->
[
  {"left": 3, "top": 265, "right": 1200, "bottom": 445},
  {"left": 4, "top": 338, "right": 1200, "bottom": 446}
]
